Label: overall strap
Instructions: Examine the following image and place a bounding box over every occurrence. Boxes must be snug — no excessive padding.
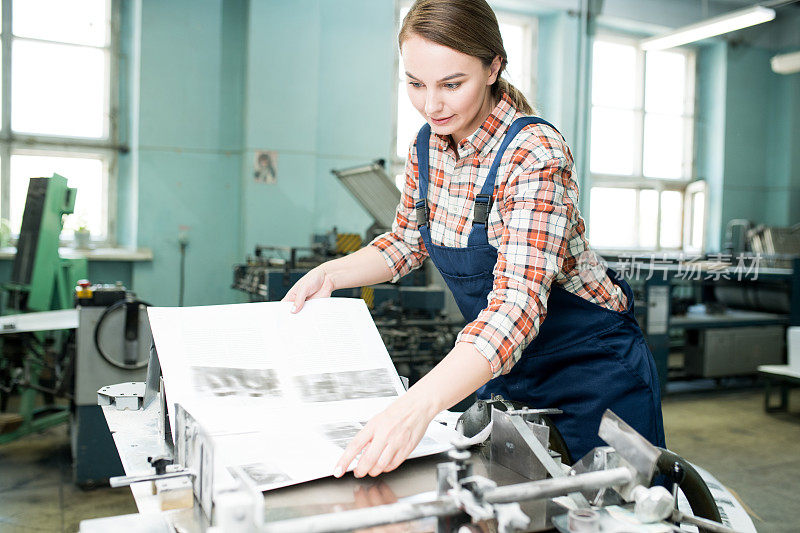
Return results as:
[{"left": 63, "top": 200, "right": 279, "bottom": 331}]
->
[
  {"left": 473, "top": 116, "right": 561, "bottom": 226},
  {"left": 415, "top": 123, "right": 432, "bottom": 229}
]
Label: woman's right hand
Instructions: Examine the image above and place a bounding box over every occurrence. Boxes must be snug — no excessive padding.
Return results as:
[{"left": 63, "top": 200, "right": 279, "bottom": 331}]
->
[{"left": 281, "top": 266, "right": 336, "bottom": 313}]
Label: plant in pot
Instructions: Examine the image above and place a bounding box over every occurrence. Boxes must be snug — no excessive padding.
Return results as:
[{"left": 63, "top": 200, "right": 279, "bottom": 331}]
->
[{"left": 74, "top": 223, "right": 92, "bottom": 250}]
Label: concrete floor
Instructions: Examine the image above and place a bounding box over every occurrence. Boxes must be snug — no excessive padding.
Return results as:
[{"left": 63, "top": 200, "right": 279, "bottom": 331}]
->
[
  {"left": 661, "top": 387, "right": 800, "bottom": 532},
  {"left": 0, "top": 388, "right": 798, "bottom": 532}
]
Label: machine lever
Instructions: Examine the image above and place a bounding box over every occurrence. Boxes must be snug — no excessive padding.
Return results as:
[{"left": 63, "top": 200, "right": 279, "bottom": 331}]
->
[
  {"left": 109, "top": 469, "right": 194, "bottom": 488},
  {"left": 671, "top": 509, "right": 743, "bottom": 533}
]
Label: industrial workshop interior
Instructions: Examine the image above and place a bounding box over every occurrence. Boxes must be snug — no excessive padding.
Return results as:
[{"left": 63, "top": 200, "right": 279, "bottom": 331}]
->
[{"left": 1, "top": 0, "right": 800, "bottom": 531}]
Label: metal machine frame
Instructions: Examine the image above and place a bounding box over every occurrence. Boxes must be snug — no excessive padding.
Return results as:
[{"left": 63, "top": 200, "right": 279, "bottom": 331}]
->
[{"left": 85, "top": 354, "right": 750, "bottom": 533}]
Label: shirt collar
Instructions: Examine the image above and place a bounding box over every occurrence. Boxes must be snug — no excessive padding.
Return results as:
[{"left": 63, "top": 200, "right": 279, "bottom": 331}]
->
[{"left": 431, "top": 93, "right": 518, "bottom": 158}]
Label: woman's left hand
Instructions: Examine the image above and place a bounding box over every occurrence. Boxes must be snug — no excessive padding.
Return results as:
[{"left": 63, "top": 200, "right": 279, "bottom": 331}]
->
[{"left": 334, "top": 392, "right": 438, "bottom": 478}]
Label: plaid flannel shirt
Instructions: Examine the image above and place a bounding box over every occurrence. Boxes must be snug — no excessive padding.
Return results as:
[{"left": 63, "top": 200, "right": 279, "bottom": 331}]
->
[{"left": 371, "top": 94, "right": 627, "bottom": 377}]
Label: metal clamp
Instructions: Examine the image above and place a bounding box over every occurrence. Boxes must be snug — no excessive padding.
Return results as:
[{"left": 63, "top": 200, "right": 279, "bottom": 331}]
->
[
  {"left": 415, "top": 199, "right": 429, "bottom": 228},
  {"left": 97, "top": 381, "right": 146, "bottom": 410},
  {"left": 473, "top": 194, "right": 493, "bottom": 225}
]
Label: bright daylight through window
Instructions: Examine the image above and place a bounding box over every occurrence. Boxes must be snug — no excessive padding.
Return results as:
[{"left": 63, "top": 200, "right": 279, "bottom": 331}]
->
[
  {"left": 589, "top": 36, "right": 703, "bottom": 252},
  {"left": 1, "top": 0, "right": 114, "bottom": 243}
]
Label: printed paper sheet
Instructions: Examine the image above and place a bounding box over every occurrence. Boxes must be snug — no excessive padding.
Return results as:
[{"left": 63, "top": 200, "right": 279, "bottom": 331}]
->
[{"left": 148, "top": 298, "right": 457, "bottom": 491}]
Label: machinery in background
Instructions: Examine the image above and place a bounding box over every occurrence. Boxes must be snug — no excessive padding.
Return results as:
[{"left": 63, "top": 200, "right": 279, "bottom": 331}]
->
[
  {"left": 609, "top": 221, "right": 800, "bottom": 387},
  {"left": 724, "top": 219, "right": 800, "bottom": 268},
  {"left": 0, "top": 280, "right": 151, "bottom": 485},
  {"left": 0, "top": 174, "right": 86, "bottom": 443},
  {"left": 692, "top": 222, "right": 800, "bottom": 379},
  {"left": 3, "top": 174, "right": 87, "bottom": 312},
  {"left": 72, "top": 282, "right": 151, "bottom": 486},
  {"left": 233, "top": 160, "right": 464, "bottom": 384},
  {"left": 0, "top": 174, "right": 150, "bottom": 486}
]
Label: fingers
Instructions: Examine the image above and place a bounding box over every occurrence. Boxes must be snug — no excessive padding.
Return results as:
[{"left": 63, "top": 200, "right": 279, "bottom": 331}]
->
[
  {"left": 286, "top": 274, "right": 315, "bottom": 313},
  {"left": 291, "top": 283, "right": 311, "bottom": 313},
  {"left": 285, "top": 270, "right": 330, "bottom": 313},
  {"left": 374, "top": 482, "right": 398, "bottom": 504},
  {"left": 353, "top": 431, "right": 388, "bottom": 478},
  {"left": 367, "top": 438, "right": 401, "bottom": 477},
  {"left": 352, "top": 485, "right": 370, "bottom": 507},
  {"left": 385, "top": 440, "right": 416, "bottom": 473},
  {"left": 362, "top": 484, "right": 395, "bottom": 507},
  {"left": 334, "top": 427, "right": 372, "bottom": 478},
  {"left": 334, "top": 398, "right": 432, "bottom": 479},
  {"left": 280, "top": 287, "right": 296, "bottom": 303}
]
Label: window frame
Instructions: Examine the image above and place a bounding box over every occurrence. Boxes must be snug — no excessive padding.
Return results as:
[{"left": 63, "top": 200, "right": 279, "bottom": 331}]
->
[
  {"left": 588, "top": 32, "right": 698, "bottom": 253},
  {"left": 390, "top": 1, "right": 538, "bottom": 188},
  {"left": 0, "top": 0, "right": 119, "bottom": 246}
]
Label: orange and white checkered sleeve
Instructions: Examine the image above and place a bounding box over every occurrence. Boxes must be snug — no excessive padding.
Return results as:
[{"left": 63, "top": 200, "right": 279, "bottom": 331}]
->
[
  {"left": 457, "top": 131, "right": 575, "bottom": 377},
  {"left": 369, "top": 141, "right": 428, "bottom": 282}
]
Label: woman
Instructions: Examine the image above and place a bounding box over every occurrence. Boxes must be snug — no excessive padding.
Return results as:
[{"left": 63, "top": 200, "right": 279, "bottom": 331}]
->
[{"left": 284, "top": 0, "right": 665, "bottom": 478}]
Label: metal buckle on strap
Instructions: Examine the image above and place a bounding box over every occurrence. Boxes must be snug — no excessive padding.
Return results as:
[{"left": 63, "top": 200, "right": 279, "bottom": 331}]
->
[
  {"left": 473, "top": 194, "right": 492, "bottom": 225},
  {"left": 415, "top": 200, "right": 429, "bottom": 228}
]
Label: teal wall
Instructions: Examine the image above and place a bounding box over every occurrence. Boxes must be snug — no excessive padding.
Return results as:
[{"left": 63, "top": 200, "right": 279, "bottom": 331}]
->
[
  {"left": 695, "top": 43, "right": 727, "bottom": 252},
  {"left": 537, "top": 12, "right": 582, "bottom": 179},
  {"left": 92, "top": 0, "right": 800, "bottom": 307},
  {"left": 239, "top": 0, "right": 391, "bottom": 254},
  {"left": 695, "top": 42, "right": 800, "bottom": 250},
  {"left": 116, "top": 0, "right": 395, "bottom": 306},
  {"left": 773, "top": 69, "right": 800, "bottom": 224},
  {"left": 121, "top": 0, "right": 244, "bottom": 307}
]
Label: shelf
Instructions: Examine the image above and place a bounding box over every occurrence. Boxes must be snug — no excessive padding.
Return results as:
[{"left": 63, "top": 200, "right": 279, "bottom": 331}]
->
[{"left": 0, "top": 246, "right": 153, "bottom": 262}]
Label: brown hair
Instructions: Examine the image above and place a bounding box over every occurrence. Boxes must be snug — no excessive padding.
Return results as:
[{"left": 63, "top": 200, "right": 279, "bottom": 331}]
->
[{"left": 398, "top": 0, "right": 534, "bottom": 115}]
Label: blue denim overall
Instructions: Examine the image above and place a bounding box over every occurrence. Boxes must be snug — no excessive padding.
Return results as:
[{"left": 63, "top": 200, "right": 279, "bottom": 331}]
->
[{"left": 415, "top": 117, "right": 666, "bottom": 461}]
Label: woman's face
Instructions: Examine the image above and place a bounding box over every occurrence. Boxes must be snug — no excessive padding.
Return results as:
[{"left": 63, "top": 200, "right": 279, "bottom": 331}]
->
[{"left": 401, "top": 35, "right": 501, "bottom": 145}]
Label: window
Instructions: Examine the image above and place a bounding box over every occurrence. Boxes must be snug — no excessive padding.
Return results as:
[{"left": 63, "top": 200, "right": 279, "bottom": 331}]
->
[
  {"left": 1, "top": 0, "right": 116, "bottom": 243},
  {"left": 392, "top": 4, "right": 537, "bottom": 189},
  {"left": 588, "top": 34, "right": 700, "bottom": 251}
]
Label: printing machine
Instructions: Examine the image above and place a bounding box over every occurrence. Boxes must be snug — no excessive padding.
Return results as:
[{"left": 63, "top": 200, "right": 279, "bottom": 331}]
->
[
  {"left": 0, "top": 281, "right": 151, "bottom": 485},
  {"left": 80, "top": 355, "right": 756, "bottom": 533},
  {"left": 0, "top": 174, "right": 151, "bottom": 485}
]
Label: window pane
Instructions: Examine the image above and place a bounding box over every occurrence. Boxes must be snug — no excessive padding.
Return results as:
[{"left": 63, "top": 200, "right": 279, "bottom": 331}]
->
[
  {"left": 589, "top": 187, "right": 636, "bottom": 249},
  {"left": 12, "top": 40, "right": 107, "bottom": 138},
  {"left": 499, "top": 21, "right": 527, "bottom": 95},
  {"left": 590, "top": 107, "right": 636, "bottom": 176},
  {"left": 690, "top": 191, "right": 705, "bottom": 250},
  {"left": 10, "top": 154, "right": 105, "bottom": 238},
  {"left": 639, "top": 189, "right": 658, "bottom": 248},
  {"left": 645, "top": 51, "right": 685, "bottom": 114},
  {"left": 396, "top": 80, "right": 426, "bottom": 158},
  {"left": 643, "top": 113, "right": 684, "bottom": 179},
  {"left": 13, "top": 0, "right": 108, "bottom": 47},
  {"left": 592, "top": 40, "right": 637, "bottom": 108},
  {"left": 660, "top": 190, "right": 682, "bottom": 249}
]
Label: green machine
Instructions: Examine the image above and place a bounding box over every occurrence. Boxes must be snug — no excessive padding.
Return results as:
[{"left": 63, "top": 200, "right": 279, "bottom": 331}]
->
[{"left": 0, "top": 174, "right": 87, "bottom": 443}]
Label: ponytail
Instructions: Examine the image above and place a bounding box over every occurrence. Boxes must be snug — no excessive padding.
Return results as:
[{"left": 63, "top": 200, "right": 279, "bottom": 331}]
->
[{"left": 495, "top": 77, "right": 534, "bottom": 115}]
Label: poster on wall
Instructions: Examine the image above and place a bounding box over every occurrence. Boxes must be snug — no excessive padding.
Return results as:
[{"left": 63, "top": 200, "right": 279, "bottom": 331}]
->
[{"left": 254, "top": 150, "right": 278, "bottom": 184}]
